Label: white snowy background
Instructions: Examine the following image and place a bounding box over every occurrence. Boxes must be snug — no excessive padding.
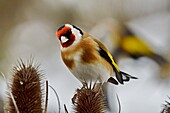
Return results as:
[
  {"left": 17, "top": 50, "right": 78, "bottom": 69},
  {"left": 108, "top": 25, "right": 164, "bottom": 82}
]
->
[{"left": 0, "top": 0, "right": 170, "bottom": 113}]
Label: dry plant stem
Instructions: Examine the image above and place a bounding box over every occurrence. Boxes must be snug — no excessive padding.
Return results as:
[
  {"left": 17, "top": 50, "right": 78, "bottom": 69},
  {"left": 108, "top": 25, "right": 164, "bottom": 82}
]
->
[
  {"left": 1, "top": 72, "right": 19, "bottom": 113},
  {"left": 49, "top": 85, "right": 61, "bottom": 113},
  {"left": 43, "top": 80, "right": 49, "bottom": 113},
  {"left": 73, "top": 83, "right": 107, "bottom": 113},
  {"left": 64, "top": 104, "right": 69, "bottom": 113},
  {"left": 116, "top": 94, "right": 121, "bottom": 113},
  {"left": 8, "top": 60, "right": 43, "bottom": 113}
]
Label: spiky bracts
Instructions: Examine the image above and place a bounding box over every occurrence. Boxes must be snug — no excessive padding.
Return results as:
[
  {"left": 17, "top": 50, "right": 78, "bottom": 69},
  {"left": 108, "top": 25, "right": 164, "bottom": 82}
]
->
[
  {"left": 7, "top": 60, "right": 43, "bottom": 113},
  {"left": 161, "top": 97, "right": 170, "bottom": 113},
  {"left": 72, "top": 83, "right": 107, "bottom": 113}
]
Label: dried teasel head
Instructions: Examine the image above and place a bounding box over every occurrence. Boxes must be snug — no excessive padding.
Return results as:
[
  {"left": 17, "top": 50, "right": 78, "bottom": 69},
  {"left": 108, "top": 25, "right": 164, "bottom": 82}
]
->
[
  {"left": 6, "top": 59, "right": 44, "bottom": 113},
  {"left": 72, "top": 83, "right": 107, "bottom": 113},
  {"left": 161, "top": 97, "right": 170, "bottom": 113}
]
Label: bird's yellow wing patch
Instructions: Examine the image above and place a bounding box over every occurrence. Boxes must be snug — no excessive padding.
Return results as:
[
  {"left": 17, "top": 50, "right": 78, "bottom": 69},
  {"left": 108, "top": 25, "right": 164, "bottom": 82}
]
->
[
  {"left": 107, "top": 52, "right": 120, "bottom": 72},
  {"left": 94, "top": 38, "right": 120, "bottom": 72}
]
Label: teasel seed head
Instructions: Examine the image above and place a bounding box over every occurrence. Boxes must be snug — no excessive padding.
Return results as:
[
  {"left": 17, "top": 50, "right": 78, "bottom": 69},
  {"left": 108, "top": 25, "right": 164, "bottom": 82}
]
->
[
  {"left": 161, "top": 97, "right": 170, "bottom": 113},
  {"left": 72, "top": 83, "right": 107, "bottom": 113},
  {"left": 6, "top": 59, "right": 44, "bottom": 113}
]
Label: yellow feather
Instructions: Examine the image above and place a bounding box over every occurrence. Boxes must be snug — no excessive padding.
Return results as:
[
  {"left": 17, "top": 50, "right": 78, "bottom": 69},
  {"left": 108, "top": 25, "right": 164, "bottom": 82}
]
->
[
  {"left": 93, "top": 38, "right": 120, "bottom": 72},
  {"left": 107, "top": 52, "right": 120, "bottom": 72},
  {"left": 121, "top": 36, "right": 153, "bottom": 56}
]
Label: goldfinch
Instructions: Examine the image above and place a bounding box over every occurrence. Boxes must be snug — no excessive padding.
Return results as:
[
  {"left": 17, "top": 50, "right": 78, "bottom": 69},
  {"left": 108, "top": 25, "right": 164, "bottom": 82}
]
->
[
  {"left": 118, "top": 31, "right": 168, "bottom": 66},
  {"left": 56, "top": 24, "right": 137, "bottom": 85},
  {"left": 119, "top": 34, "right": 170, "bottom": 79}
]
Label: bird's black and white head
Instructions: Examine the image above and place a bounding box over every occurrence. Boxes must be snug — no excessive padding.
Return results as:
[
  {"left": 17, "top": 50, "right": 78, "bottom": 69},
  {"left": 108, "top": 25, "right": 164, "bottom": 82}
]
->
[{"left": 56, "top": 24, "right": 83, "bottom": 50}]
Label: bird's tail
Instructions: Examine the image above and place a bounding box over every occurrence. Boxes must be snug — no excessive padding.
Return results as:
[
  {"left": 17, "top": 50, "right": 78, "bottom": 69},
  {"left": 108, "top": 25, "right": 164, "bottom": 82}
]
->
[
  {"left": 108, "top": 71, "right": 137, "bottom": 85},
  {"left": 120, "top": 71, "right": 138, "bottom": 82}
]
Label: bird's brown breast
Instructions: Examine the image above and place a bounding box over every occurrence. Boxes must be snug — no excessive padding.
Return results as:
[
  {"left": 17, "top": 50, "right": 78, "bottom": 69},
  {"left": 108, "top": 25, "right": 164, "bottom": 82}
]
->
[
  {"left": 61, "top": 36, "right": 113, "bottom": 76},
  {"left": 62, "top": 56, "right": 75, "bottom": 69},
  {"left": 78, "top": 37, "right": 98, "bottom": 64},
  {"left": 61, "top": 49, "right": 76, "bottom": 70}
]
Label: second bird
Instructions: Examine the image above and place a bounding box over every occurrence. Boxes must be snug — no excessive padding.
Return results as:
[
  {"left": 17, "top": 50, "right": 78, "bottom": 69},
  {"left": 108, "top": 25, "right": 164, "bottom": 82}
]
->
[{"left": 56, "top": 24, "right": 137, "bottom": 85}]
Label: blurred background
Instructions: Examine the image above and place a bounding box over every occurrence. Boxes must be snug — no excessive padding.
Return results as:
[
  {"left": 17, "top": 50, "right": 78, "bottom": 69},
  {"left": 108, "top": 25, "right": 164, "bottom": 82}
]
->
[{"left": 0, "top": 0, "right": 170, "bottom": 112}]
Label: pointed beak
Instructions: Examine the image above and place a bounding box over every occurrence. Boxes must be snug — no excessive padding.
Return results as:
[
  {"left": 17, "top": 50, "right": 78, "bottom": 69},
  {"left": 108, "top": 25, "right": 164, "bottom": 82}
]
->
[{"left": 60, "top": 36, "right": 69, "bottom": 44}]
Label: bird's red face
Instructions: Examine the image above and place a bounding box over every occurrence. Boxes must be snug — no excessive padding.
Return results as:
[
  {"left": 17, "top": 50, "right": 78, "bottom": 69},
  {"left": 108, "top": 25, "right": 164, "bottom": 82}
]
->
[{"left": 56, "top": 24, "right": 83, "bottom": 48}]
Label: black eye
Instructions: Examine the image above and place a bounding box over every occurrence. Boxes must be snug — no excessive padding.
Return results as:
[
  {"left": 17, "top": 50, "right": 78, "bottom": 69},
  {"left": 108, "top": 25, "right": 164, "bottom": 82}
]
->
[
  {"left": 65, "top": 30, "right": 72, "bottom": 37},
  {"left": 67, "top": 30, "right": 72, "bottom": 35}
]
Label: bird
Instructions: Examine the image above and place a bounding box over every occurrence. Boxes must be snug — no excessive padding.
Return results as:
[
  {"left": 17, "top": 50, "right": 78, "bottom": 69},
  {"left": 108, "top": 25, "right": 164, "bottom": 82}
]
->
[
  {"left": 119, "top": 33, "right": 168, "bottom": 66},
  {"left": 113, "top": 27, "right": 169, "bottom": 66},
  {"left": 56, "top": 24, "right": 137, "bottom": 85},
  {"left": 119, "top": 34, "right": 170, "bottom": 79}
]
